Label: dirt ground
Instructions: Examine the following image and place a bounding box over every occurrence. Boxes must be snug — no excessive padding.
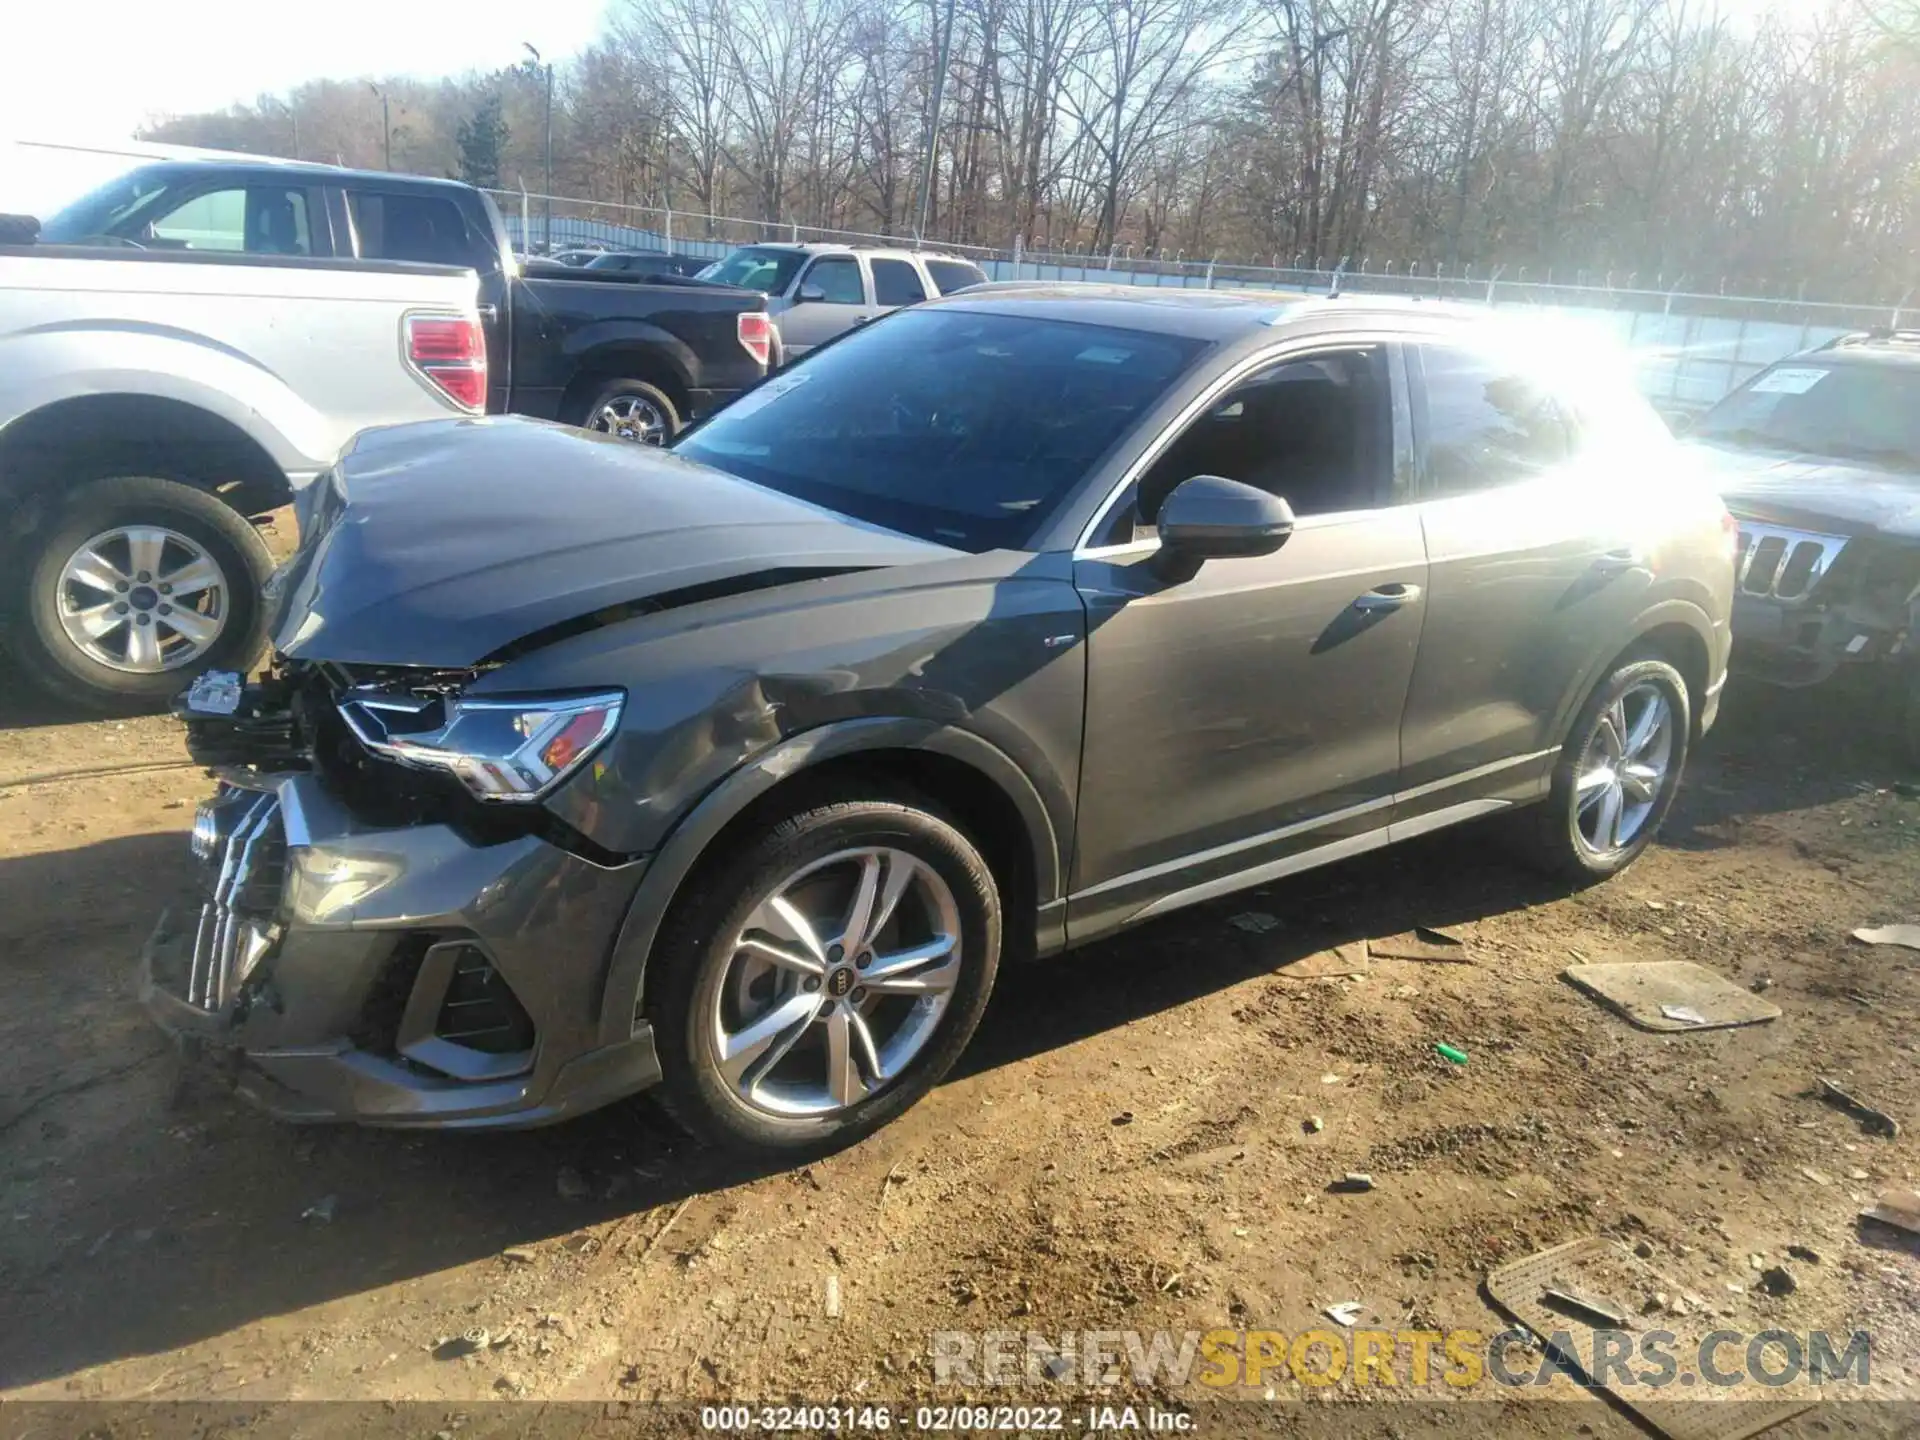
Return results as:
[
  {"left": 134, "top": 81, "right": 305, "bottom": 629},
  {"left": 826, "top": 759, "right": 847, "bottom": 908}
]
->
[{"left": 3, "top": 657, "right": 1920, "bottom": 1434}]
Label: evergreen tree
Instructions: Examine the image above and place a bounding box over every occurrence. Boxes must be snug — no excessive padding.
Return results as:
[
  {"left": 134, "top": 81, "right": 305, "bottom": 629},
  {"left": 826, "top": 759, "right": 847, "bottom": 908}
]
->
[{"left": 456, "top": 94, "right": 508, "bottom": 189}]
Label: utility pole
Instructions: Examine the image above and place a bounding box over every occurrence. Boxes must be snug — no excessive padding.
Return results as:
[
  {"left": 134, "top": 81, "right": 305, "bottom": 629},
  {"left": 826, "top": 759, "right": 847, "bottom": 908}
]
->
[
  {"left": 915, "top": 0, "right": 958, "bottom": 243},
  {"left": 367, "top": 83, "right": 391, "bottom": 169},
  {"left": 524, "top": 42, "right": 554, "bottom": 253}
]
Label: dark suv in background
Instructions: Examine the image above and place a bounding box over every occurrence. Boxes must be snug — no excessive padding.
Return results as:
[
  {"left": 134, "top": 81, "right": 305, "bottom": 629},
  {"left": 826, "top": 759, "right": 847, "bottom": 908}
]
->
[
  {"left": 149, "top": 290, "right": 1734, "bottom": 1157},
  {"left": 1686, "top": 329, "right": 1920, "bottom": 754}
]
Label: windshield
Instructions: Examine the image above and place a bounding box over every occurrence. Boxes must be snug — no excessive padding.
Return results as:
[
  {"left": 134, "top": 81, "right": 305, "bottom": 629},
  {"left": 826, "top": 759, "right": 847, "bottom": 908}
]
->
[
  {"left": 673, "top": 308, "right": 1208, "bottom": 551},
  {"left": 701, "top": 246, "right": 808, "bottom": 294},
  {"left": 1696, "top": 361, "right": 1920, "bottom": 468},
  {"left": 40, "top": 165, "right": 176, "bottom": 243}
]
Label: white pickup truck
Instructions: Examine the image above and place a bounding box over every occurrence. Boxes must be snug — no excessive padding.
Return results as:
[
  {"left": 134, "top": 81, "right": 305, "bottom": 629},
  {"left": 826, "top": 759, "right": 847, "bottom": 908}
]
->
[{"left": 0, "top": 243, "right": 483, "bottom": 709}]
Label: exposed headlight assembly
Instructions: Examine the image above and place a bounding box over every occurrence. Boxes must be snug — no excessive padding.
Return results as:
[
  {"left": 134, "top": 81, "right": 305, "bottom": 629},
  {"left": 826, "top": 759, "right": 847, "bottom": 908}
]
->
[{"left": 337, "top": 688, "right": 623, "bottom": 802}]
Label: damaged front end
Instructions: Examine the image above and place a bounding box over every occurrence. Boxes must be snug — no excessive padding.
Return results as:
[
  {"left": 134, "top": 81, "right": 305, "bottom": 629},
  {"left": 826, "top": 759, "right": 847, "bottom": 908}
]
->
[
  {"left": 143, "top": 662, "right": 659, "bottom": 1128},
  {"left": 1728, "top": 518, "right": 1920, "bottom": 687}
]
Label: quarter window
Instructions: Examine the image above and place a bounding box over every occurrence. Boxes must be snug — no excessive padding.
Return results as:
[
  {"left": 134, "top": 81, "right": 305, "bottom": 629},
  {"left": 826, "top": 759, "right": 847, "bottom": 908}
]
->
[
  {"left": 926, "top": 259, "right": 988, "bottom": 294},
  {"left": 803, "top": 256, "right": 865, "bottom": 305},
  {"left": 871, "top": 258, "right": 928, "bottom": 306},
  {"left": 1416, "top": 345, "right": 1572, "bottom": 496}
]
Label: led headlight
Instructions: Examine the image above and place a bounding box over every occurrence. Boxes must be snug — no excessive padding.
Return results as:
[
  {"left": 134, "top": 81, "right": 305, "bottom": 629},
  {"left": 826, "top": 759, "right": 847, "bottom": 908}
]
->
[{"left": 337, "top": 689, "right": 624, "bottom": 802}]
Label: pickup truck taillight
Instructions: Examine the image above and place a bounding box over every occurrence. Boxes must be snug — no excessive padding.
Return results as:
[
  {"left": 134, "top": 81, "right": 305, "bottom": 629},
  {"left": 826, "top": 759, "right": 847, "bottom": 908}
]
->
[
  {"left": 405, "top": 313, "right": 488, "bottom": 412},
  {"left": 737, "top": 311, "right": 773, "bottom": 368}
]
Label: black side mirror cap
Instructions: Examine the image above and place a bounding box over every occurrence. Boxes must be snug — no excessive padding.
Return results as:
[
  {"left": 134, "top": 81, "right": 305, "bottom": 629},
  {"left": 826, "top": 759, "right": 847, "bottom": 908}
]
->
[{"left": 1156, "top": 475, "right": 1296, "bottom": 567}]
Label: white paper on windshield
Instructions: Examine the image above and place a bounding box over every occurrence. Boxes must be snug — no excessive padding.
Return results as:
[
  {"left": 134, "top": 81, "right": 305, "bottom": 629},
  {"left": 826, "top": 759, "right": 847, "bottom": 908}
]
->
[
  {"left": 714, "top": 369, "right": 812, "bottom": 422},
  {"left": 1749, "top": 367, "right": 1830, "bottom": 395},
  {"left": 1075, "top": 346, "right": 1135, "bottom": 365}
]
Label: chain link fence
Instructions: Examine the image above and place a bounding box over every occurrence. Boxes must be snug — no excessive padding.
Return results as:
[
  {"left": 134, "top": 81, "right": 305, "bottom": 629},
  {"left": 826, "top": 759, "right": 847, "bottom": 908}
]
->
[{"left": 494, "top": 186, "right": 1916, "bottom": 415}]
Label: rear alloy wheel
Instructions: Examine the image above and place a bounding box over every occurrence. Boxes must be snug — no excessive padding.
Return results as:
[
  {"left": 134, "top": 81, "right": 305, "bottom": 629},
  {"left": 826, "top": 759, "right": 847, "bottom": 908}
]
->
[
  {"left": 1523, "top": 655, "right": 1692, "bottom": 881},
  {"left": 580, "top": 379, "right": 680, "bottom": 445},
  {"left": 649, "top": 795, "right": 1001, "bottom": 1155}
]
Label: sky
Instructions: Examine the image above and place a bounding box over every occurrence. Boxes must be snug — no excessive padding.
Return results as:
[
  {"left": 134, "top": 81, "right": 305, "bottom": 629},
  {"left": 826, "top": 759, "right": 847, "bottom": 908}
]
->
[{"left": 0, "top": 0, "right": 610, "bottom": 146}]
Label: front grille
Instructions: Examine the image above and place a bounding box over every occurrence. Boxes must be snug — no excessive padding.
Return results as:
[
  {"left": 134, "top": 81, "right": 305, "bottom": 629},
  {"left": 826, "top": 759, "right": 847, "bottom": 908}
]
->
[
  {"left": 186, "top": 790, "right": 287, "bottom": 1011},
  {"left": 1734, "top": 523, "right": 1848, "bottom": 601}
]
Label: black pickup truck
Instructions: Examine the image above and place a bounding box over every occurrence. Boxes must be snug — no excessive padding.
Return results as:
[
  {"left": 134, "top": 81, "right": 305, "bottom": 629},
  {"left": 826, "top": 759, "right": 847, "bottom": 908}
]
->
[{"left": 39, "top": 160, "right": 772, "bottom": 443}]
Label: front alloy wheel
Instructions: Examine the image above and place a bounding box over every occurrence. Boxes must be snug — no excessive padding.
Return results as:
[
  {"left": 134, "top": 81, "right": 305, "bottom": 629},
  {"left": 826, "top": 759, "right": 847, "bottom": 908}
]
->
[
  {"left": 649, "top": 794, "right": 1001, "bottom": 1155},
  {"left": 714, "top": 847, "right": 962, "bottom": 1117}
]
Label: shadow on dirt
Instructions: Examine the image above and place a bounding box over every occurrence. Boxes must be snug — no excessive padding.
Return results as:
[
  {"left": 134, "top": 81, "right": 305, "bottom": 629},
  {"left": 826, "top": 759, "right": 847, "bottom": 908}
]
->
[
  {"left": 0, "top": 673, "right": 1904, "bottom": 1390},
  {"left": 1658, "top": 674, "right": 1911, "bottom": 851}
]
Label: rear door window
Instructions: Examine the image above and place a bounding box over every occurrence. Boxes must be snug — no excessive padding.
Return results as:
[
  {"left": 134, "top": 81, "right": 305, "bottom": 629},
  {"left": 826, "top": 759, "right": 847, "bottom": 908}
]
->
[
  {"left": 872, "top": 258, "right": 928, "bottom": 306},
  {"left": 349, "top": 191, "right": 477, "bottom": 266},
  {"left": 1414, "top": 344, "right": 1573, "bottom": 496}
]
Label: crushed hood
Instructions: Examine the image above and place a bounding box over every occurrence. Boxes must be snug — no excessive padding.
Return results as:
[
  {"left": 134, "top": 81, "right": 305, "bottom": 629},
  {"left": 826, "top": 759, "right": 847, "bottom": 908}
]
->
[
  {"left": 1688, "top": 439, "right": 1920, "bottom": 541},
  {"left": 271, "top": 417, "right": 959, "bottom": 667}
]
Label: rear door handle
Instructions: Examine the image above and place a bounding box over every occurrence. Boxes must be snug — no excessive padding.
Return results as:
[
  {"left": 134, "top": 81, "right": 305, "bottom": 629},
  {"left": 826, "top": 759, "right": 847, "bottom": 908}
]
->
[
  {"left": 1592, "top": 547, "right": 1643, "bottom": 575},
  {"left": 1353, "top": 583, "right": 1423, "bottom": 612}
]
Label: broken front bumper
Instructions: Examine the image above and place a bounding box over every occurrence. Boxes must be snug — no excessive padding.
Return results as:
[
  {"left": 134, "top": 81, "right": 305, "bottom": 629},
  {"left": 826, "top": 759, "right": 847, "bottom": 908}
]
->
[
  {"left": 1728, "top": 520, "right": 1916, "bottom": 687},
  {"left": 139, "top": 772, "right": 661, "bottom": 1128}
]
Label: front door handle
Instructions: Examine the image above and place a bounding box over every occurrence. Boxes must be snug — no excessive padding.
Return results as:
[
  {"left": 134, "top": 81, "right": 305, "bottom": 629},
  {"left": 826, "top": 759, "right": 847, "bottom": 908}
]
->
[{"left": 1353, "top": 583, "right": 1423, "bottom": 612}]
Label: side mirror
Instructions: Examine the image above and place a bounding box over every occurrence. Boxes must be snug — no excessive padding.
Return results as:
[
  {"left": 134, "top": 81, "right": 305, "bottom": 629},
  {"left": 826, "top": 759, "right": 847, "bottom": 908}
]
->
[
  {"left": 1668, "top": 411, "right": 1697, "bottom": 436},
  {"left": 1156, "top": 475, "right": 1296, "bottom": 565},
  {"left": 797, "top": 283, "right": 827, "bottom": 303}
]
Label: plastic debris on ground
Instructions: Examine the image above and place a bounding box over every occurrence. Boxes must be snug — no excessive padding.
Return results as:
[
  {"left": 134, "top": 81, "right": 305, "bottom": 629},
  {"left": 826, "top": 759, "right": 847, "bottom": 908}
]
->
[
  {"left": 1564, "top": 959, "right": 1781, "bottom": 1032},
  {"left": 1815, "top": 1076, "right": 1900, "bottom": 1138},
  {"left": 1851, "top": 923, "right": 1920, "bottom": 950},
  {"left": 1368, "top": 927, "right": 1473, "bottom": 964}
]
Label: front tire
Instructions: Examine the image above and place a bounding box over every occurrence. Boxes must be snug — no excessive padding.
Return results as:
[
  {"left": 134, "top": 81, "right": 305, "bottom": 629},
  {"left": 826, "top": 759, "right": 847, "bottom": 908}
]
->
[
  {"left": 648, "top": 793, "right": 1002, "bottom": 1156},
  {"left": 1521, "top": 654, "right": 1692, "bottom": 882},
  {"left": 14, "top": 476, "right": 274, "bottom": 714}
]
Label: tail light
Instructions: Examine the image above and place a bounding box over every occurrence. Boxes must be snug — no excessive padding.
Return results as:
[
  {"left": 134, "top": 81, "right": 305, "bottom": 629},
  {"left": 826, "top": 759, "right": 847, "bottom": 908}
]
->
[
  {"left": 404, "top": 313, "right": 488, "bottom": 412},
  {"left": 737, "top": 311, "right": 773, "bottom": 368}
]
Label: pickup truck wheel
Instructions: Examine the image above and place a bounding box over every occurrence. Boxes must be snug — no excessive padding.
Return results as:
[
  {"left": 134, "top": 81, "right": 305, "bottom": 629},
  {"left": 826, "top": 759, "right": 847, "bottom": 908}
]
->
[
  {"left": 579, "top": 380, "right": 679, "bottom": 445},
  {"left": 647, "top": 793, "right": 1002, "bottom": 1156},
  {"left": 16, "top": 476, "right": 274, "bottom": 714}
]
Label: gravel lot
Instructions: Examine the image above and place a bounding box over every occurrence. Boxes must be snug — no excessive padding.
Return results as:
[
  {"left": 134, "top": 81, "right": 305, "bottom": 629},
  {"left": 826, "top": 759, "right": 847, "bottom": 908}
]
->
[{"left": 3, "top": 666, "right": 1918, "bottom": 1433}]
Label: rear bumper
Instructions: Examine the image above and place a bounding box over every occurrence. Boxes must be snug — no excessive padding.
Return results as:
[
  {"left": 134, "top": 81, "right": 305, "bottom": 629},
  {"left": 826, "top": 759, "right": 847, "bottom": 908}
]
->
[{"left": 139, "top": 773, "right": 660, "bottom": 1129}]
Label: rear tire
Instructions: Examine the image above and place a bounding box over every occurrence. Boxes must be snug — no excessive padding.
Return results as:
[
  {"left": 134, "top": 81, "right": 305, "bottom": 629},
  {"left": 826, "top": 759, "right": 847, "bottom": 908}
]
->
[
  {"left": 647, "top": 792, "right": 1002, "bottom": 1157},
  {"left": 13, "top": 476, "right": 274, "bottom": 714},
  {"left": 1517, "top": 654, "right": 1692, "bottom": 882},
  {"left": 577, "top": 379, "right": 680, "bottom": 445}
]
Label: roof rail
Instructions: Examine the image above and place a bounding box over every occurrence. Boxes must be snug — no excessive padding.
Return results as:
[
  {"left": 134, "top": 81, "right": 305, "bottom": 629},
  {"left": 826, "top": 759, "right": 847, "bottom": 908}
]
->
[{"left": 1821, "top": 325, "right": 1920, "bottom": 350}]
